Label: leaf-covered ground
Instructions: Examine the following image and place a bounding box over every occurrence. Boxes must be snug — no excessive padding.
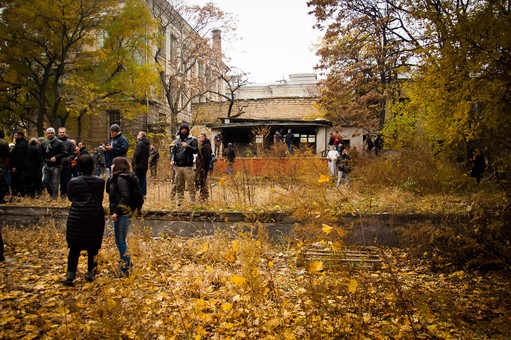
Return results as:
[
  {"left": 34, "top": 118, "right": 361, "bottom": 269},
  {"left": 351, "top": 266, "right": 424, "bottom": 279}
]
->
[{"left": 1, "top": 222, "right": 510, "bottom": 339}]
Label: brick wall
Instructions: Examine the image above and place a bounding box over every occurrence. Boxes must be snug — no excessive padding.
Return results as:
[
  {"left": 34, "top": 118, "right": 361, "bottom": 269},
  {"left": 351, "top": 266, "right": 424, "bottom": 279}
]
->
[{"left": 193, "top": 97, "right": 320, "bottom": 122}]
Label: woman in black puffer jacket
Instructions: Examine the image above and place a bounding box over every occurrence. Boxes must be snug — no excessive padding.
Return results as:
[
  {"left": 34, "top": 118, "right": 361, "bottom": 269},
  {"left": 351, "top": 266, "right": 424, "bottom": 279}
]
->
[
  {"left": 106, "top": 156, "right": 139, "bottom": 276},
  {"left": 63, "top": 154, "right": 105, "bottom": 287}
]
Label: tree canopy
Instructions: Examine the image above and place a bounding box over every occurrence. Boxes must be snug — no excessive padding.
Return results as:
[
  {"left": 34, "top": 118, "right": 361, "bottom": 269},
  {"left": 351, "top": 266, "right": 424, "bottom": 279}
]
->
[
  {"left": 0, "top": 0, "right": 159, "bottom": 136},
  {"left": 309, "top": 0, "right": 511, "bottom": 167}
]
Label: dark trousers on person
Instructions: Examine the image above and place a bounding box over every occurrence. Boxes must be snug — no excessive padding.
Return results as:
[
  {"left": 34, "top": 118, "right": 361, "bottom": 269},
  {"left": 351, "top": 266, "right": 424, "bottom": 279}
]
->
[
  {"left": 195, "top": 169, "right": 209, "bottom": 200},
  {"left": 60, "top": 167, "right": 72, "bottom": 197},
  {"left": 0, "top": 226, "right": 5, "bottom": 261},
  {"left": 66, "top": 247, "right": 99, "bottom": 280},
  {"left": 150, "top": 164, "right": 157, "bottom": 178},
  {"left": 10, "top": 170, "right": 25, "bottom": 196},
  {"left": 25, "top": 174, "right": 42, "bottom": 197},
  {"left": 134, "top": 169, "right": 147, "bottom": 196}
]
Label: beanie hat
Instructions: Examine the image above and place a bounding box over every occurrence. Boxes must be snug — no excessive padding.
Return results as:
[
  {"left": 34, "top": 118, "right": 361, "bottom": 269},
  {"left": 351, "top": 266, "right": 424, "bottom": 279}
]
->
[
  {"left": 110, "top": 124, "right": 121, "bottom": 132},
  {"left": 46, "top": 127, "right": 55, "bottom": 134},
  {"left": 179, "top": 123, "right": 189, "bottom": 132}
]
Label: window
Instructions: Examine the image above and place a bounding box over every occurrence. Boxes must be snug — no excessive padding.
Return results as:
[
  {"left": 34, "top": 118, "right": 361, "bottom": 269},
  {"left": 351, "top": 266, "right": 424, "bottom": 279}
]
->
[{"left": 108, "top": 110, "right": 121, "bottom": 128}]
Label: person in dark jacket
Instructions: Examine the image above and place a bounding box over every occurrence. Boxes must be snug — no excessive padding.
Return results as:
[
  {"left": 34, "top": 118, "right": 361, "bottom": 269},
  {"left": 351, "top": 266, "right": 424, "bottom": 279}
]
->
[
  {"left": 285, "top": 129, "right": 294, "bottom": 155},
  {"left": 195, "top": 133, "right": 212, "bottom": 201},
  {"left": 336, "top": 148, "right": 351, "bottom": 190},
  {"left": 58, "top": 127, "right": 77, "bottom": 199},
  {"left": 0, "top": 130, "right": 9, "bottom": 204},
  {"left": 41, "top": 127, "right": 67, "bottom": 200},
  {"left": 63, "top": 154, "right": 105, "bottom": 287},
  {"left": 9, "top": 131, "right": 28, "bottom": 196},
  {"left": 470, "top": 148, "right": 485, "bottom": 185},
  {"left": 225, "top": 143, "right": 236, "bottom": 174},
  {"left": 78, "top": 141, "right": 89, "bottom": 155},
  {"left": 107, "top": 157, "right": 139, "bottom": 276},
  {"left": 133, "top": 131, "right": 150, "bottom": 196},
  {"left": 25, "top": 138, "right": 43, "bottom": 197},
  {"left": 169, "top": 123, "right": 198, "bottom": 206},
  {"left": 149, "top": 144, "right": 159, "bottom": 178},
  {"left": 104, "top": 124, "right": 129, "bottom": 174}
]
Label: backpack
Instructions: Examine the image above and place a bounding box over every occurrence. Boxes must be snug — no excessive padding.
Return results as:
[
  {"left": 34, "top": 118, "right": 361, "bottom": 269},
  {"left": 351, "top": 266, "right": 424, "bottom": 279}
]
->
[{"left": 129, "top": 179, "right": 144, "bottom": 212}]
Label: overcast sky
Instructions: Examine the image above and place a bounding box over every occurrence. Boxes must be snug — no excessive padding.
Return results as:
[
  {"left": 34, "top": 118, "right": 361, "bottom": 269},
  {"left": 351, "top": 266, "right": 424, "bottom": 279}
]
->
[{"left": 203, "top": 0, "right": 323, "bottom": 84}]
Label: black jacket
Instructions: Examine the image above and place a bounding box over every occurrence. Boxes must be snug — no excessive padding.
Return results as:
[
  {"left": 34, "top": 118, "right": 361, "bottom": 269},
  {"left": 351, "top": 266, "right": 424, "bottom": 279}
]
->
[
  {"left": 41, "top": 138, "right": 67, "bottom": 167},
  {"left": 10, "top": 137, "right": 28, "bottom": 171},
  {"left": 197, "top": 139, "right": 212, "bottom": 174},
  {"left": 170, "top": 134, "right": 198, "bottom": 167},
  {"left": 60, "top": 136, "right": 77, "bottom": 168},
  {"left": 25, "top": 144, "right": 43, "bottom": 178},
  {"left": 66, "top": 175, "right": 105, "bottom": 249},
  {"left": 285, "top": 133, "right": 294, "bottom": 145},
  {"left": 133, "top": 137, "right": 150, "bottom": 170},
  {"left": 107, "top": 172, "right": 138, "bottom": 216},
  {"left": 225, "top": 145, "right": 235, "bottom": 162}
]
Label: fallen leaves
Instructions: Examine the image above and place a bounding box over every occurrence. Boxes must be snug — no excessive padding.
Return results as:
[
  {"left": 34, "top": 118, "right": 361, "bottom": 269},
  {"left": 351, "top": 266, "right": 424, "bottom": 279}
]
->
[{"left": 0, "top": 226, "right": 510, "bottom": 339}]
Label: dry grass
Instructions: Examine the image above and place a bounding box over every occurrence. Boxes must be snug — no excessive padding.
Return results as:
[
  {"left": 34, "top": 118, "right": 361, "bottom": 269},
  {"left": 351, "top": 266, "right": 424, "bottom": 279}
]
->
[{"left": 4, "top": 147, "right": 506, "bottom": 216}]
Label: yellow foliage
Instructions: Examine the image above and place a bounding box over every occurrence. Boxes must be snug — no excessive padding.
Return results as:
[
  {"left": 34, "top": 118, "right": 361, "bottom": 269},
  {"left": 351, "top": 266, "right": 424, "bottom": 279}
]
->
[
  {"left": 230, "top": 275, "right": 246, "bottom": 287},
  {"left": 322, "top": 223, "right": 333, "bottom": 235}
]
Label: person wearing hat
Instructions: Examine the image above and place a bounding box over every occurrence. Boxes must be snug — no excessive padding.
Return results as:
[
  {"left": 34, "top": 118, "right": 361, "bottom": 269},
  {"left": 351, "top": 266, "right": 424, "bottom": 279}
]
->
[
  {"left": 41, "top": 127, "right": 67, "bottom": 201},
  {"left": 104, "top": 124, "right": 129, "bottom": 175},
  {"left": 169, "top": 123, "right": 198, "bottom": 206}
]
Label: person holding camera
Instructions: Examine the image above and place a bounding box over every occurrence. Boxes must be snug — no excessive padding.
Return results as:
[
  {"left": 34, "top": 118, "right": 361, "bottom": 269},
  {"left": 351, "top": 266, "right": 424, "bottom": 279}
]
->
[{"left": 336, "top": 148, "right": 351, "bottom": 190}]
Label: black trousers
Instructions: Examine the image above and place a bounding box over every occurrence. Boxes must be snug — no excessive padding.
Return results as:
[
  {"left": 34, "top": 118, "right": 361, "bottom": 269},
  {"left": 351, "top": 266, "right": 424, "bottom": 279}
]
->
[
  {"left": 0, "top": 227, "right": 4, "bottom": 259},
  {"left": 66, "top": 247, "right": 99, "bottom": 277}
]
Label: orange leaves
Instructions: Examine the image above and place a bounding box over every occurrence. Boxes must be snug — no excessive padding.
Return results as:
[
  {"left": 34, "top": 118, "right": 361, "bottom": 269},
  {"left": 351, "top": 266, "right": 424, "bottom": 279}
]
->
[
  {"left": 308, "top": 260, "right": 324, "bottom": 273},
  {"left": 318, "top": 174, "right": 330, "bottom": 183}
]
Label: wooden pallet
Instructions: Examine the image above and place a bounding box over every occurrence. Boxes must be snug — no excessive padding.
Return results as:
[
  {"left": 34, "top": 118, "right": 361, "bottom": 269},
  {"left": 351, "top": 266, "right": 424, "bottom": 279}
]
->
[{"left": 304, "top": 245, "right": 383, "bottom": 270}]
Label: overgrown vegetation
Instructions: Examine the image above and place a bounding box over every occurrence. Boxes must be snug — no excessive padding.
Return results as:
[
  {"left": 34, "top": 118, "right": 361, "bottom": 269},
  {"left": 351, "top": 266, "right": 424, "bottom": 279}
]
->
[{"left": 2, "top": 146, "right": 510, "bottom": 337}]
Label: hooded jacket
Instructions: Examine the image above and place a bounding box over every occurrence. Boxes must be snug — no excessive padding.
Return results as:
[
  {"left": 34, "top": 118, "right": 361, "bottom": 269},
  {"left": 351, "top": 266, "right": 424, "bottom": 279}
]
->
[{"left": 170, "top": 123, "right": 198, "bottom": 167}]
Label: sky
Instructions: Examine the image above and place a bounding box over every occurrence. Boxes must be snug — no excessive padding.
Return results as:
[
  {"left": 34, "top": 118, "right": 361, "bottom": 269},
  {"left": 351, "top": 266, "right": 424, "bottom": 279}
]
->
[{"left": 202, "top": 0, "right": 323, "bottom": 84}]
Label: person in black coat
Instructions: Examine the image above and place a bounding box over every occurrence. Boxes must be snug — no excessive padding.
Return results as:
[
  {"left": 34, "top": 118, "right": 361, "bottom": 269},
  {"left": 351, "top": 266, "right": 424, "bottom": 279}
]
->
[
  {"left": 106, "top": 156, "right": 138, "bottom": 276},
  {"left": 133, "top": 131, "right": 150, "bottom": 196},
  {"left": 63, "top": 154, "right": 105, "bottom": 287},
  {"left": 25, "top": 138, "right": 43, "bottom": 197},
  {"left": 195, "top": 133, "right": 212, "bottom": 201},
  {"left": 9, "top": 131, "right": 28, "bottom": 196},
  {"left": 470, "top": 148, "right": 485, "bottom": 185}
]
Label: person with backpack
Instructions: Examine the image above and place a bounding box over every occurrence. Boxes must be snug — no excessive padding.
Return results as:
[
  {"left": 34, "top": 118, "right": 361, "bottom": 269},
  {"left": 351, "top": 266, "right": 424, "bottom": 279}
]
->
[
  {"left": 106, "top": 157, "right": 142, "bottom": 276},
  {"left": 336, "top": 148, "right": 351, "bottom": 190},
  {"left": 63, "top": 154, "right": 105, "bottom": 287}
]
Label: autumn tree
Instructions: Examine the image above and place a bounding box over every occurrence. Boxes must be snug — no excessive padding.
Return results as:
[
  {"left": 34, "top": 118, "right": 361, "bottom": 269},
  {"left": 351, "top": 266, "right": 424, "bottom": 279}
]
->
[
  {"left": 149, "top": 0, "right": 236, "bottom": 133},
  {"left": 64, "top": 0, "right": 160, "bottom": 140},
  {"left": 0, "top": 0, "right": 118, "bottom": 135},
  {"left": 308, "top": 0, "right": 415, "bottom": 132},
  {"left": 382, "top": 0, "right": 511, "bottom": 168}
]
